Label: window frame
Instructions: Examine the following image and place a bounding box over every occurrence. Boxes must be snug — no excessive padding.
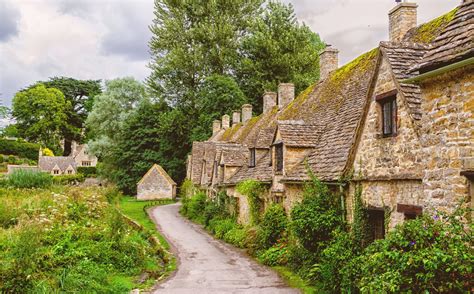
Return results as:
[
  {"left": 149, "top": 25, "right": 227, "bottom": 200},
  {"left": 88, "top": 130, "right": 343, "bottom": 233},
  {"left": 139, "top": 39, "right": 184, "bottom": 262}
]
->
[
  {"left": 376, "top": 90, "right": 398, "bottom": 138},
  {"left": 368, "top": 209, "right": 385, "bottom": 242},
  {"left": 249, "top": 148, "right": 256, "bottom": 168},
  {"left": 274, "top": 143, "right": 284, "bottom": 172}
]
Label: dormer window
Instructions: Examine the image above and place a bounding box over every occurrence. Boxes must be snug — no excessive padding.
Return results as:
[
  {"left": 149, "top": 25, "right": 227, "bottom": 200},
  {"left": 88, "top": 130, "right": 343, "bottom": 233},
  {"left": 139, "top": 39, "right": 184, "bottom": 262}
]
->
[
  {"left": 275, "top": 143, "right": 283, "bottom": 172},
  {"left": 53, "top": 170, "right": 60, "bottom": 175},
  {"left": 249, "top": 148, "right": 256, "bottom": 167},
  {"left": 376, "top": 90, "right": 397, "bottom": 137}
]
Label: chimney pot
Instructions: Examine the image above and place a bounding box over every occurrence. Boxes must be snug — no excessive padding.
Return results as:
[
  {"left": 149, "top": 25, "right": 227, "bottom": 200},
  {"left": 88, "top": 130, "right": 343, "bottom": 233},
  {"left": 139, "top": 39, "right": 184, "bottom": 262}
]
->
[
  {"left": 319, "top": 46, "right": 339, "bottom": 81},
  {"left": 232, "top": 112, "right": 241, "bottom": 126},
  {"left": 212, "top": 120, "right": 221, "bottom": 135},
  {"left": 263, "top": 92, "right": 277, "bottom": 113},
  {"left": 278, "top": 83, "right": 295, "bottom": 108},
  {"left": 242, "top": 104, "right": 253, "bottom": 123},
  {"left": 222, "top": 114, "right": 230, "bottom": 129},
  {"left": 389, "top": 2, "right": 418, "bottom": 42}
]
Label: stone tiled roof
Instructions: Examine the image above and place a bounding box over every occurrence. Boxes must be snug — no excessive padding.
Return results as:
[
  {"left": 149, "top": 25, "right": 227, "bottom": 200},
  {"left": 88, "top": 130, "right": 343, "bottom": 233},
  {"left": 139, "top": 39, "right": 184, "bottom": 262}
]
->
[
  {"left": 415, "top": 1, "right": 474, "bottom": 72},
  {"left": 283, "top": 49, "right": 379, "bottom": 182},
  {"left": 224, "top": 150, "right": 273, "bottom": 185},
  {"left": 138, "top": 164, "right": 176, "bottom": 186},
  {"left": 380, "top": 42, "right": 428, "bottom": 121},
  {"left": 220, "top": 145, "right": 248, "bottom": 167},
  {"left": 276, "top": 120, "right": 322, "bottom": 147},
  {"left": 38, "top": 156, "right": 77, "bottom": 172},
  {"left": 190, "top": 142, "right": 207, "bottom": 184},
  {"left": 255, "top": 127, "right": 276, "bottom": 149}
]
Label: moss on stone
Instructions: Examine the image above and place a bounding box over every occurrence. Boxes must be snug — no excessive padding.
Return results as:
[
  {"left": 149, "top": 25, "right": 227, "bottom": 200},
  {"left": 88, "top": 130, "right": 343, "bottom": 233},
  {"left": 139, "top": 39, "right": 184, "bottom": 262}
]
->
[
  {"left": 409, "top": 8, "right": 457, "bottom": 44},
  {"left": 236, "top": 116, "right": 261, "bottom": 142},
  {"left": 279, "top": 83, "right": 317, "bottom": 120},
  {"left": 221, "top": 123, "right": 242, "bottom": 141}
]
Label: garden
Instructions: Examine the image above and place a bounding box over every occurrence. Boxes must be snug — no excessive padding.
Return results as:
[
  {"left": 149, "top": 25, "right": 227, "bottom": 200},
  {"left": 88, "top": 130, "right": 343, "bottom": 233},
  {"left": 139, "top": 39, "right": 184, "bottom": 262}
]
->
[
  {"left": 180, "top": 177, "right": 474, "bottom": 293},
  {"left": 0, "top": 170, "right": 173, "bottom": 293}
]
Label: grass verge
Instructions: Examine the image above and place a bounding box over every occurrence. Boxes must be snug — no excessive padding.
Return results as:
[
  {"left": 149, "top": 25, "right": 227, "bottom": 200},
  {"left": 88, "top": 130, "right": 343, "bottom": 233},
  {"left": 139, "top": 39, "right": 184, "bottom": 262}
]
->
[
  {"left": 272, "top": 266, "right": 318, "bottom": 294},
  {"left": 118, "top": 197, "right": 177, "bottom": 278}
]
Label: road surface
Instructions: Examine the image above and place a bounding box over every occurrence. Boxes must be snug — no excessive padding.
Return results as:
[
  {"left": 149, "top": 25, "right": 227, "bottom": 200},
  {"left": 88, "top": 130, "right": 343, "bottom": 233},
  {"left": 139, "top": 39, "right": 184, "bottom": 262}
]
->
[{"left": 150, "top": 203, "right": 299, "bottom": 294}]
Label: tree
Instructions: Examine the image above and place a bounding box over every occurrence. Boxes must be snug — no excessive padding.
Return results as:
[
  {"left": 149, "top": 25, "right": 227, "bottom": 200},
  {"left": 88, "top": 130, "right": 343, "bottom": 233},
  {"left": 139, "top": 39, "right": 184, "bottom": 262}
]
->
[
  {"left": 12, "top": 84, "right": 68, "bottom": 151},
  {"left": 237, "top": 1, "right": 325, "bottom": 111},
  {"left": 26, "top": 77, "right": 102, "bottom": 155},
  {"left": 147, "top": 0, "right": 263, "bottom": 106},
  {"left": 190, "top": 74, "right": 248, "bottom": 142},
  {"left": 86, "top": 77, "right": 147, "bottom": 158}
]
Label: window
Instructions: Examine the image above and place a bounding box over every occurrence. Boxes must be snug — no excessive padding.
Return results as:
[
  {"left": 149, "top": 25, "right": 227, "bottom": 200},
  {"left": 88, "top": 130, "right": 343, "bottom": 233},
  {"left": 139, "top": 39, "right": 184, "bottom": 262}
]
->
[
  {"left": 368, "top": 210, "right": 385, "bottom": 242},
  {"left": 249, "top": 148, "right": 256, "bottom": 167},
  {"left": 82, "top": 161, "right": 91, "bottom": 166},
  {"left": 53, "top": 170, "right": 60, "bottom": 175},
  {"left": 376, "top": 90, "right": 397, "bottom": 137},
  {"left": 397, "top": 204, "right": 423, "bottom": 221},
  {"left": 67, "top": 170, "right": 73, "bottom": 175},
  {"left": 275, "top": 143, "right": 283, "bottom": 172}
]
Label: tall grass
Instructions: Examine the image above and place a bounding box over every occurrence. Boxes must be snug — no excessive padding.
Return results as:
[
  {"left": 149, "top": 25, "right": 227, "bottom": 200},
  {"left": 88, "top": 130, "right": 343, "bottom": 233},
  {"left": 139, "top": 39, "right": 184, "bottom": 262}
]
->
[{"left": 6, "top": 169, "right": 53, "bottom": 188}]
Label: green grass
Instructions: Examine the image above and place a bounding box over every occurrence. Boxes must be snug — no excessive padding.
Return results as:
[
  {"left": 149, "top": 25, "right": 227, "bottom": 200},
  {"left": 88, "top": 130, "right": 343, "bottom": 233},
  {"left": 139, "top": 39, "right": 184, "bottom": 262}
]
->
[
  {"left": 118, "top": 196, "right": 177, "bottom": 275},
  {"left": 272, "top": 266, "right": 318, "bottom": 294}
]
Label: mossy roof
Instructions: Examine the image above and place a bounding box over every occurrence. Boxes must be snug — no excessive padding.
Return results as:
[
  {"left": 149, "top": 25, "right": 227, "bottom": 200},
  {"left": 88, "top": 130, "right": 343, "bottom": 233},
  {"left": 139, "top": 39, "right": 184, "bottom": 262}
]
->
[{"left": 403, "top": 8, "right": 458, "bottom": 45}]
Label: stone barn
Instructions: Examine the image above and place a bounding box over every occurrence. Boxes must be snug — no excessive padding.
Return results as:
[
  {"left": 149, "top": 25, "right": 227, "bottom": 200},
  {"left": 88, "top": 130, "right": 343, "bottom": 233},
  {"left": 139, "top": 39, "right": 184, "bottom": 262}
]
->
[{"left": 137, "top": 164, "right": 176, "bottom": 200}]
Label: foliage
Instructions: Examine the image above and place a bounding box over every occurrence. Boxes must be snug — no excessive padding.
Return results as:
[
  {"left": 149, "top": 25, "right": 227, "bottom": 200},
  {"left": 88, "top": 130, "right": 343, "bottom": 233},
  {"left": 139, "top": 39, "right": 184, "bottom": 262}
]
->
[
  {"left": 223, "top": 227, "right": 247, "bottom": 248},
  {"left": 0, "top": 138, "right": 41, "bottom": 161},
  {"left": 77, "top": 166, "right": 97, "bottom": 177},
  {"left": 290, "top": 175, "right": 343, "bottom": 252},
  {"left": 257, "top": 204, "right": 288, "bottom": 250},
  {"left": 26, "top": 77, "right": 102, "bottom": 155},
  {"left": 237, "top": 1, "right": 325, "bottom": 110},
  {"left": 12, "top": 84, "right": 68, "bottom": 151},
  {"left": 181, "top": 192, "right": 207, "bottom": 223},
  {"left": 236, "top": 180, "right": 266, "bottom": 225},
  {"left": 52, "top": 174, "right": 85, "bottom": 185},
  {"left": 258, "top": 241, "right": 289, "bottom": 266},
  {"left": 6, "top": 169, "right": 53, "bottom": 188},
  {"left": 190, "top": 74, "right": 248, "bottom": 142},
  {"left": 86, "top": 77, "right": 148, "bottom": 159},
  {"left": 42, "top": 147, "right": 54, "bottom": 156},
  {"left": 0, "top": 186, "right": 167, "bottom": 292},
  {"left": 353, "top": 210, "right": 473, "bottom": 293}
]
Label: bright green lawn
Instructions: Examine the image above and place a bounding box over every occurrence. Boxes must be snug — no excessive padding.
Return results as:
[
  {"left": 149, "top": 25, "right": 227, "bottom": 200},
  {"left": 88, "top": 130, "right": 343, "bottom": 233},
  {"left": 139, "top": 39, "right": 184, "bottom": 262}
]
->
[{"left": 118, "top": 197, "right": 177, "bottom": 275}]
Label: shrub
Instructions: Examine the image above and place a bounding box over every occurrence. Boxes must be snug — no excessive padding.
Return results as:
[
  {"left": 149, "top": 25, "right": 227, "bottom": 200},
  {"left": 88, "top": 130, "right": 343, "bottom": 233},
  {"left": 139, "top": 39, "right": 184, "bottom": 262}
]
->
[
  {"left": 77, "top": 166, "right": 97, "bottom": 177},
  {"left": 6, "top": 169, "right": 53, "bottom": 188},
  {"left": 208, "top": 218, "right": 237, "bottom": 239},
  {"left": 53, "top": 174, "right": 85, "bottom": 185},
  {"left": 7, "top": 155, "right": 17, "bottom": 164},
  {"left": 0, "top": 138, "right": 41, "bottom": 161},
  {"left": 223, "top": 227, "right": 247, "bottom": 248},
  {"left": 257, "top": 204, "right": 288, "bottom": 250},
  {"left": 258, "top": 241, "right": 289, "bottom": 266},
  {"left": 42, "top": 148, "right": 54, "bottom": 156},
  {"left": 290, "top": 175, "right": 343, "bottom": 253},
  {"left": 181, "top": 192, "right": 207, "bottom": 223},
  {"left": 236, "top": 180, "right": 266, "bottom": 225},
  {"left": 353, "top": 211, "right": 473, "bottom": 293},
  {"left": 0, "top": 155, "right": 3, "bottom": 163}
]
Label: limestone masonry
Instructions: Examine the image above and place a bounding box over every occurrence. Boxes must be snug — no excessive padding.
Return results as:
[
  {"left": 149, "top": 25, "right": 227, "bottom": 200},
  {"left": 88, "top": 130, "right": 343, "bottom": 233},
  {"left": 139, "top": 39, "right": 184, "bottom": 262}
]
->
[{"left": 187, "top": 1, "right": 473, "bottom": 237}]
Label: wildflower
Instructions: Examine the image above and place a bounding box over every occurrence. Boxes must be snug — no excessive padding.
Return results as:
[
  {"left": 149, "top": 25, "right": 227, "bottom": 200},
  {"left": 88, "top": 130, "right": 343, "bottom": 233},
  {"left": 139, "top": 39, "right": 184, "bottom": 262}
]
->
[{"left": 410, "top": 241, "right": 416, "bottom": 246}]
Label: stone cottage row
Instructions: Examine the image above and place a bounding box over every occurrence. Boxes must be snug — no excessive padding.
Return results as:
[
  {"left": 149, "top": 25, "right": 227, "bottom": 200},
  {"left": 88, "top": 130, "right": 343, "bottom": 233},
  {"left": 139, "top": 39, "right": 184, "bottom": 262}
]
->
[{"left": 187, "top": 1, "right": 473, "bottom": 240}]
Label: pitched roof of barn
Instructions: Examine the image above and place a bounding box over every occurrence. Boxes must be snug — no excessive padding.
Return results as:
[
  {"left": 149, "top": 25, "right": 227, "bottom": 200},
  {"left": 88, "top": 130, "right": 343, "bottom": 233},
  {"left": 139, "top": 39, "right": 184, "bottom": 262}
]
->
[{"left": 138, "top": 164, "right": 176, "bottom": 186}]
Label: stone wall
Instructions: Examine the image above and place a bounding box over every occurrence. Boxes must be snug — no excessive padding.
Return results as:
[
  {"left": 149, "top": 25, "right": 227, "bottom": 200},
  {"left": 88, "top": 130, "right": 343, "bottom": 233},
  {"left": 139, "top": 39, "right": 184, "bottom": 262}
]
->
[
  {"left": 389, "top": 3, "right": 417, "bottom": 42},
  {"left": 137, "top": 168, "right": 175, "bottom": 200},
  {"left": 419, "top": 67, "right": 473, "bottom": 213}
]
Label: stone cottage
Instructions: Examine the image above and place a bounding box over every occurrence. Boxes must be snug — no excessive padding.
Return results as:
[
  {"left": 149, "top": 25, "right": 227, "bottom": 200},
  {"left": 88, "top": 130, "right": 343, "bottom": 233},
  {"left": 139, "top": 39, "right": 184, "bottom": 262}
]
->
[
  {"left": 38, "top": 142, "right": 98, "bottom": 175},
  {"left": 137, "top": 164, "right": 177, "bottom": 200},
  {"left": 187, "top": 1, "right": 473, "bottom": 237}
]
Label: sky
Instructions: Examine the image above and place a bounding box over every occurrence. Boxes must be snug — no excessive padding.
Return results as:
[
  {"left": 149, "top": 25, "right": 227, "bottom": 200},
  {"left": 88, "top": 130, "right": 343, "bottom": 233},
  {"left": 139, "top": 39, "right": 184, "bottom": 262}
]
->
[{"left": 0, "top": 0, "right": 460, "bottom": 110}]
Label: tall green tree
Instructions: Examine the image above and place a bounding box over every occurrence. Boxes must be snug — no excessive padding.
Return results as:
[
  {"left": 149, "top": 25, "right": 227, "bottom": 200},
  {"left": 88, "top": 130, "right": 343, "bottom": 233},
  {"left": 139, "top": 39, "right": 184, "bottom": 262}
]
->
[
  {"left": 86, "top": 77, "right": 147, "bottom": 158},
  {"left": 147, "top": 0, "right": 263, "bottom": 106},
  {"left": 26, "top": 77, "right": 102, "bottom": 155},
  {"left": 237, "top": 1, "right": 325, "bottom": 111},
  {"left": 12, "top": 84, "right": 68, "bottom": 151}
]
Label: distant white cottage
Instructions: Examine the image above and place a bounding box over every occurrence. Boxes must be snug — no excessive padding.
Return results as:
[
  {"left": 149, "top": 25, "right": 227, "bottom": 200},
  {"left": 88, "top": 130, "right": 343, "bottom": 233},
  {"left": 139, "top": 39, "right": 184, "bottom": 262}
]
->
[
  {"left": 38, "top": 142, "right": 98, "bottom": 176},
  {"left": 137, "top": 164, "right": 176, "bottom": 200}
]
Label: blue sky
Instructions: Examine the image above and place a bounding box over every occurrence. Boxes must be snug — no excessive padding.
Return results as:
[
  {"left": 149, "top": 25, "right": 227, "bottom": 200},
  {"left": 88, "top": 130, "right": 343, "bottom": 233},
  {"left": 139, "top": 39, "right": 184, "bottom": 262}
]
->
[{"left": 0, "top": 0, "right": 459, "bottom": 109}]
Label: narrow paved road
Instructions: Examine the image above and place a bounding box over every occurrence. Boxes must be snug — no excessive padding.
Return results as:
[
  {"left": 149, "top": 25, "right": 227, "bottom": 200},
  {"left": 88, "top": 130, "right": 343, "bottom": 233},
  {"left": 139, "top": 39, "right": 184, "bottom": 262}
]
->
[{"left": 150, "top": 203, "right": 299, "bottom": 294}]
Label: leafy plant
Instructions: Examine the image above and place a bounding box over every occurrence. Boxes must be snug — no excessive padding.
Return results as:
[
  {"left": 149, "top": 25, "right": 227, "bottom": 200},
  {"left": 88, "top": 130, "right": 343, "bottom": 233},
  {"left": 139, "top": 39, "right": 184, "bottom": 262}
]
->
[
  {"left": 236, "top": 180, "right": 266, "bottom": 225},
  {"left": 6, "top": 169, "right": 53, "bottom": 188},
  {"left": 257, "top": 204, "right": 288, "bottom": 250}
]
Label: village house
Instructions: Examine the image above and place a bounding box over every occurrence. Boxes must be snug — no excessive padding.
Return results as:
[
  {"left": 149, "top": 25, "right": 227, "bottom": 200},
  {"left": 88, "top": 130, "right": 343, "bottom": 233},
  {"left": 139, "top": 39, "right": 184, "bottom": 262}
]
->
[
  {"left": 38, "top": 141, "right": 98, "bottom": 175},
  {"left": 187, "top": 1, "right": 473, "bottom": 237},
  {"left": 137, "top": 164, "right": 177, "bottom": 200}
]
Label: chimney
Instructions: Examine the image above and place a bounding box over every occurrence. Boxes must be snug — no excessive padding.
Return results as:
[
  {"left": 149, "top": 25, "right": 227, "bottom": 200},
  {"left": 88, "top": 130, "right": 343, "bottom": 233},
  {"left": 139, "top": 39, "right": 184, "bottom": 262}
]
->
[
  {"left": 389, "top": 2, "right": 418, "bottom": 42},
  {"left": 319, "top": 46, "right": 339, "bottom": 81},
  {"left": 263, "top": 92, "right": 277, "bottom": 113},
  {"left": 232, "top": 112, "right": 241, "bottom": 126},
  {"left": 278, "top": 83, "right": 295, "bottom": 108},
  {"left": 222, "top": 114, "right": 230, "bottom": 129},
  {"left": 242, "top": 104, "right": 253, "bottom": 123},
  {"left": 212, "top": 120, "right": 221, "bottom": 135}
]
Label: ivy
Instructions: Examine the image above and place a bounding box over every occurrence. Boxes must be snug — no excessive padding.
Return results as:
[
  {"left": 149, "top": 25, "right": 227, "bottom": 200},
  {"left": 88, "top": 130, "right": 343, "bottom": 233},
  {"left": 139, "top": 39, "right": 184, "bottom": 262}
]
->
[{"left": 236, "top": 180, "right": 266, "bottom": 225}]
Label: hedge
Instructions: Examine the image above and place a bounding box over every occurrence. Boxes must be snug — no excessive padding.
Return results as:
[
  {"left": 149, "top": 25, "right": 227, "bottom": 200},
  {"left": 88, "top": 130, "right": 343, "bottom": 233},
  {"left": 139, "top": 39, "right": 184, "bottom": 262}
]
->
[
  {"left": 0, "top": 139, "right": 40, "bottom": 161},
  {"left": 77, "top": 166, "right": 97, "bottom": 177}
]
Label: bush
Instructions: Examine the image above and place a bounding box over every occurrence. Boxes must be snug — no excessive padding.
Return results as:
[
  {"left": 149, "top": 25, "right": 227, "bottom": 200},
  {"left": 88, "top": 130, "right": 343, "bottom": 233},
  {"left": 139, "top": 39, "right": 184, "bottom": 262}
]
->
[
  {"left": 257, "top": 204, "right": 288, "bottom": 250},
  {"left": 208, "top": 218, "right": 237, "bottom": 239},
  {"left": 353, "top": 211, "right": 473, "bottom": 293},
  {"left": 223, "top": 227, "right": 247, "bottom": 248},
  {"left": 181, "top": 192, "right": 207, "bottom": 223},
  {"left": 0, "top": 138, "right": 41, "bottom": 161},
  {"left": 77, "top": 166, "right": 97, "bottom": 177},
  {"left": 53, "top": 174, "right": 85, "bottom": 185},
  {"left": 7, "top": 155, "right": 17, "bottom": 164},
  {"left": 290, "top": 176, "right": 343, "bottom": 253},
  {"left": 6, "top": 169, "right": 53, "bottom": 188},
  {"left": 0, "top": 155, "right": 3, "bottom": 163},
  {"left": 236, "top": 180, "right": 265, "bottom": 225},
  {"left": 258, "top": 241, "right": 289, "bottom": 266}
]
